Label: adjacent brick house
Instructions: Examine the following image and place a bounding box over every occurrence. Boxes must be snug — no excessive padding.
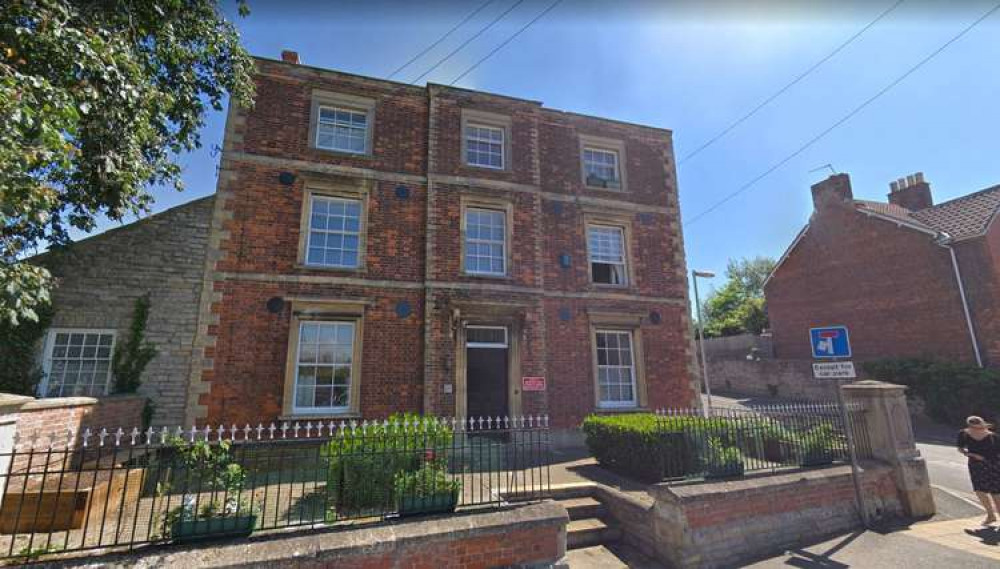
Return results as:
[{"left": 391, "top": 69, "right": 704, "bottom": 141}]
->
[
  {"left": 765, "top": 172, "right": 999, "bottom": 367},
  {"left": 35, "top": 53, "right": 699, "bottom": 428}
]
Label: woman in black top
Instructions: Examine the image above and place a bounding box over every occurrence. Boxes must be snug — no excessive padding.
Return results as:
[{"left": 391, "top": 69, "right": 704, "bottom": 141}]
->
[{"left": 957, "top": 415, "right": 1000, "bottom": 525}]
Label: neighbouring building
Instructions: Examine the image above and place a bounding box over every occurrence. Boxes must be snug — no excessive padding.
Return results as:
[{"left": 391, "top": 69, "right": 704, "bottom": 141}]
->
[
  {"left": 765, "top": 172, "right": 999, "bottom": 368},
  {"left": 31, "top": 51, "right": 699, "bottom": 429}
]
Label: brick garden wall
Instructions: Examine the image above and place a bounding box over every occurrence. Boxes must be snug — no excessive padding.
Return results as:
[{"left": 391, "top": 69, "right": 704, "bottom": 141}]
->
[
  {"left": 650, "top": 463, "right": 904, "bottom": 569},
  {"left": 43, "top": 501, "right": 569, "bottom": 568}
]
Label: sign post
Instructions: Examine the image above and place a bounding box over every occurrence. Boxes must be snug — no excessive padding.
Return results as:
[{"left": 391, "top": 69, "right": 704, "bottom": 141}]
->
[{"left": 810, "top": 325, "right": 869, "bottom": 528}]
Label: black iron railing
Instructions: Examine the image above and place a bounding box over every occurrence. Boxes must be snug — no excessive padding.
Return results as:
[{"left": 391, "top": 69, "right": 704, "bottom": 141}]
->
[
  {"left": 0, "top": 415, "right": 551, "bottom": 561},
  {"left": 655, "top": 403, "right": 872, "bottom": 480}
]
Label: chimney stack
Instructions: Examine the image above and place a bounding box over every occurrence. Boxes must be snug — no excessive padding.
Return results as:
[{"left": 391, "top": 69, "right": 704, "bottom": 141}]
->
[
  {"left": 281, "top": 50, "right": 300, "bottom": 64},
  {"left": 811, "top": 173, "right": 854, "bottom": 211},
  {"left": 887, "top": 171, "right": 932, "bottom": 211}
]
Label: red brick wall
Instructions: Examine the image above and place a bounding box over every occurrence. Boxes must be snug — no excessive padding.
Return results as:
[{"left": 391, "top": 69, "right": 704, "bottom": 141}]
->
[
  {"left": 198, "top": 57, "right": 696, "bottom": 428},
  {"left": 429, "top": 87, "right": 540, "bottom": 185},
  {"left": 307, "top": 525, "right": 560, "bottom": 569},
  {"left": 14, "top": 402, "right": 92, "bottom": 451},
  {"left": 203, "top": 280, "right": 424, "bottom": 425},
  {"left": 85, "top": 395, "right": 147, "bottom": 433},
  {"left": 239, "top": 60, "right": 427, "bottom": 176},
  {"left": 683, "top": 467, "right": 898, "bottom": 529},
  {"left": 544, "top": 299, "right": 693, "bottom": 428},
  {"left": 766, "top": 201, "right": 980, "bottom": 363},
  {"left": 538, "top": 110, "right": 678, "bottom": 208},
  {"left": 955, "top": 224, "right": 1000, "bottom": 366}
]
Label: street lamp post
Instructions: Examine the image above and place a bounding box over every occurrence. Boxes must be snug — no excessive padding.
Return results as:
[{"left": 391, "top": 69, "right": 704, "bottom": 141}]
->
[{"left": 692, "top": 269, "right": 715, "bottom": 415}]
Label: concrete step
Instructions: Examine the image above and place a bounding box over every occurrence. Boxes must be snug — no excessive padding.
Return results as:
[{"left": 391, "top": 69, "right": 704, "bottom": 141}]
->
[
  {"left": 560, "top": 496, "right": 605, "bottom": 520},
  {"left": 567, "top": 517, "right": 621, "bottom": 549}
]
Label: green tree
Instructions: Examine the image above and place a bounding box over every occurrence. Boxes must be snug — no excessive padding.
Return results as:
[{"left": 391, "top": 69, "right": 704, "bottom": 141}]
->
[
  {"left": 1, "top": 0, "right": 255, "bottom": 325},
  {"left": 701, "top": 257, "right": 776, "bottom": 337}
]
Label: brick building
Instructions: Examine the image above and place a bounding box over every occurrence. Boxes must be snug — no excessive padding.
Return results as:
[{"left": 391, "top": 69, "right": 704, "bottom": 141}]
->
[
  {"left": 34, "top": 53, "right": 699, "bottom": 428},
  {"left": 765, "top": 172, "right": 999, "bottom": 367}
]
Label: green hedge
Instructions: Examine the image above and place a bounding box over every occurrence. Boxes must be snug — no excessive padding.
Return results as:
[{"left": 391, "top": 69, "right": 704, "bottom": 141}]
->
[
  {"left": 581, "top": 414, "right": 701, "bottom": 482},
  {"left": 862, "top": 358, "right": 1000, "bottom": 425},
  {"left": 325, "top": 414, "right": 453, "bottom": 515}
]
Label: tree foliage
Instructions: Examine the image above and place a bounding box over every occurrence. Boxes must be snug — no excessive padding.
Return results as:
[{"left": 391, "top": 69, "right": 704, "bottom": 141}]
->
[
  {"left": 863, "top": 358, "right": 1000, "bottom": 425},
  {"left": 0, "top": 300, "right": 52, "bottom": 395},
  {"left": 1, "top": 0, "right": 254, "bottom": 324},
  {"left": 700, "top": 256, "right": 776, "bottom": 338}
]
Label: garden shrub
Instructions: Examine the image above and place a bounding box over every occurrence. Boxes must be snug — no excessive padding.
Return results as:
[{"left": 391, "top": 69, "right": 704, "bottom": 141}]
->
[
  {"left": 325, "top": 413, "right": 454, "bottom": 514},
  {"left": 862, "top": 358, "right": 1000, "bottom": 425},
  {"left": 581, "top": 414, "right": 700, "bottom": 482}
]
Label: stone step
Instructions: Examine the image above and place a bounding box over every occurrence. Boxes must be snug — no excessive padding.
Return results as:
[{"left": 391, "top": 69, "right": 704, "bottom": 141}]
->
[
  {"left": 559, "top": 496, "right": 605, "bottom": 520},
  {"left": 567, "top": 517, "right": 621, "bottom": 550},
  {"left": 565, "top": 544, "right": 666, "bottom": 569}
]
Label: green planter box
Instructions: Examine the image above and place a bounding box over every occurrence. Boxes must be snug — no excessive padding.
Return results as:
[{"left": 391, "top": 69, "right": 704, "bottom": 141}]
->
[
  {"left": 397, "top": 491, "right": 459, "bottom": 517},
  {"left": 799, "top": 451, "right": 835, "bottom": 467},
  {"left": 170, "top": 514, "right": 257, "bottom": 543},
  {"left": 705, "top": 462, "right": 745, "bottom": 479}
]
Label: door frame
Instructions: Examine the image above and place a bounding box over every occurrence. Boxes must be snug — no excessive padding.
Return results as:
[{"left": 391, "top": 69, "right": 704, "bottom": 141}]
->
[{"left": 455, "top": 320, "right": 522, "bottom": 421}]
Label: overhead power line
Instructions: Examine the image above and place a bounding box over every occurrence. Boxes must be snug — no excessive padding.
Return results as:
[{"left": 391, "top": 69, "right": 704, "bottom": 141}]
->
[
  {"left": 684, "top": 1, "right": 1000, "bottom": 228},
  {"left": 410, "top": 0, "right": 526, "bottom": 85},
  {"left": 449, "top": 0, "right": 566, "bottom": 86},
  {"left": 386, "top": 0, "right": 496, "bottom": 79},
  {"left": 679, "top": 0, "right": 906, "bottom": 165}
]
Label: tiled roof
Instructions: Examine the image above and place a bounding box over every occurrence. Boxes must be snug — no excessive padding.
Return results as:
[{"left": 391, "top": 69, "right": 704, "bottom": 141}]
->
[
  {"left": 854, "top": 184, "right": 1000, "bottom": 241},
  {"left": 911, "top": 185, "right": 1000, "bottom": 240}
]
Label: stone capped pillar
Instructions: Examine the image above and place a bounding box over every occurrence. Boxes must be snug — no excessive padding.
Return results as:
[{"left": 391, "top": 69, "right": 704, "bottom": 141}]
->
[{"left": 842, "top": 380, "right": 935, "bottom": 518}]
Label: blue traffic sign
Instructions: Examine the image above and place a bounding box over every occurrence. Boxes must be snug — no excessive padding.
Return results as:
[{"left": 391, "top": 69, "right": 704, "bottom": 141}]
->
[{"left": 809, "top": 326, "right": 851, "bottom": 359}]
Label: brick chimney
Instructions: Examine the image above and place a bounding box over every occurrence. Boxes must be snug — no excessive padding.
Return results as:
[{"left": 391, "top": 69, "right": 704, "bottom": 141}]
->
[
  {"left": 811, "top": 173, "right": 854, "bottom": 211},
  {"left": 281, "top": 50, "right": 300, "bottom": 64},
  {"left": 887, "top": 172, "right": 932, "bottom": 211}
]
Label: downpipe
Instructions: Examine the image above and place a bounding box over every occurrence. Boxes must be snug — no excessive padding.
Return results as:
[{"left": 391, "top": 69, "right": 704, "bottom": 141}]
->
[{"left": 937, "top": 233, "right": 984, "bottom": 367}]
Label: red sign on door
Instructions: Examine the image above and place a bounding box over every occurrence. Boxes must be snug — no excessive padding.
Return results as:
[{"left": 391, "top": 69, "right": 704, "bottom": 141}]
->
[{"left": 522, "top": 377, "right": 546, "bottom": 392}]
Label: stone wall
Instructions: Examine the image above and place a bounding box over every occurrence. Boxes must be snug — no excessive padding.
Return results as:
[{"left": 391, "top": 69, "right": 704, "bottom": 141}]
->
[
  {"left": 701, "top": 332, "right": 774, "bottom": 360},
  {"left": 709, "top": 359, "right": 840, "bottom": 401},
  {"left": 35, "top": 197, "right": 214, "bottom": 426},
  {"left": 45, "top": 501, "right": 569, "bottom": 568}
]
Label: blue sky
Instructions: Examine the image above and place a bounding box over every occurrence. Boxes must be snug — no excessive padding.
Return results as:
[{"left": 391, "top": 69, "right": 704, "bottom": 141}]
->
[{"left": 143, "top": 0, "right": 999, "bottom": 296}]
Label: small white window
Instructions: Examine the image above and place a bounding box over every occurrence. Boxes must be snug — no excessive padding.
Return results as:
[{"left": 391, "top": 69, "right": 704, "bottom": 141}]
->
[
  {"left": 595, "top": 330, "right": 636, "bottom": 408},
  {"left": 464, "top": 208, "right": 506, "bottom": 276},
  {"left": 41, "top": 330, "right": 116, "bottom": 397},
  {"left": 465, "top": 124, "right": 505, "bottom": 169},
  {"left": 588, "top": 225, "right": 627, "bottom": 285},
  {"left": 294, "top": 321, "right": 355, "bottom": 413},
  {"left": 316, "top": 106, "right": 368, "bottom": 154},
  {"left": 583, "top": 147, "right": 621, "bottom": 189},
  {"left": 306, "top": 196, "right": 362, "bottom": 268}
]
